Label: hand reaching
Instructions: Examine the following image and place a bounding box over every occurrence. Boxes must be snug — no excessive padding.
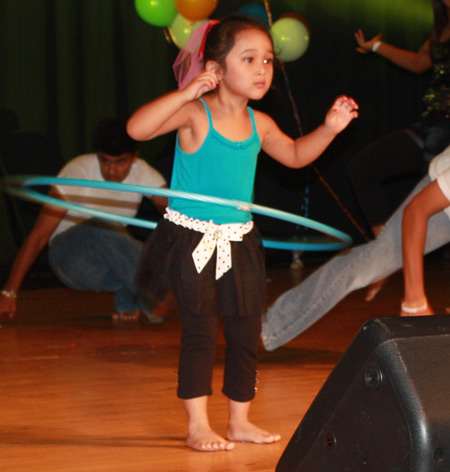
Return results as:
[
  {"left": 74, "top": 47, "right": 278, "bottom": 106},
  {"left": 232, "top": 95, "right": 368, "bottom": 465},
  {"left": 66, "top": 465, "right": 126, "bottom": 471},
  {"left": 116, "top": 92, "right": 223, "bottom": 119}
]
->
[
  {"left": 354, "top": 29, "right": 383, "bottom": 54},
  {"left": 324, "top": 95, "right": 359, "bottom": 134}
]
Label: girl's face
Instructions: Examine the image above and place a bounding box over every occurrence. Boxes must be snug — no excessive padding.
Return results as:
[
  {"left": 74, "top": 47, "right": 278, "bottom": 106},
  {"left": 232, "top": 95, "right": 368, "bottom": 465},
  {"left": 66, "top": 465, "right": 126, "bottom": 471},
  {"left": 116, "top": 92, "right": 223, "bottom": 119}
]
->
[{"left": 221, "top": 28, "right": 274, "bottom": 100}]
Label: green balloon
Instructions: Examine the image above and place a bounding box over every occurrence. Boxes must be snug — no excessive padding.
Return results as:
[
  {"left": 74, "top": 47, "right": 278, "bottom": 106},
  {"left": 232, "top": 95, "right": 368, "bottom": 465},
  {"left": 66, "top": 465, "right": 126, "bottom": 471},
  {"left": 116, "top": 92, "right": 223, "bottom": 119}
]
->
[
  {"left": 168, "top": 14, "right": 206, "bottom": 49},
  {"left": 135, "top": 0, "right": 177, "bottom": 27},
  {"left": 271, "top": 17, "right": 310, "bottom": 62}
]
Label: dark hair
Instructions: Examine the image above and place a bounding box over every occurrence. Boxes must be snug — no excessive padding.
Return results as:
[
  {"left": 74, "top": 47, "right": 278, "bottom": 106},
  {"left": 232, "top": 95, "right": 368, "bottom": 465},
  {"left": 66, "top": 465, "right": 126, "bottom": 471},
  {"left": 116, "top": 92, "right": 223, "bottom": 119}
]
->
[
  {"left": 92, "top": 118, "right": 137, "bottom": 155},
  {"left": 203, "top": 15, "right": 273, "bottom": 69},
  {"left": 431, "top": 0, "right": 449, "bottom": 44}
]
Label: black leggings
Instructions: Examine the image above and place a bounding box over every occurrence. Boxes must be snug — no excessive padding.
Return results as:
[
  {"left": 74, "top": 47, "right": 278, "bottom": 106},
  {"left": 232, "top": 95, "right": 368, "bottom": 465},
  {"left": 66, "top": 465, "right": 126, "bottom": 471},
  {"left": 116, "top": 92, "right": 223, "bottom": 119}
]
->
[
  {"left": 136, "top": 220, "right": 266, "bottom": 401},
  {"left": 176, "top": 311, "right": 261, "bottom": 402},
  {"left": 168, "top": 227, "right": 265, "bottom": 402}
]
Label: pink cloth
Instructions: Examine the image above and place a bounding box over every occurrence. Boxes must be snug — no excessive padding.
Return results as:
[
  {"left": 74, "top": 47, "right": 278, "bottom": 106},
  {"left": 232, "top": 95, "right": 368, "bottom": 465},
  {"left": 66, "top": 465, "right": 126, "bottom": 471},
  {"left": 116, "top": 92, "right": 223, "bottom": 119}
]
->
[{"left": 173, "top": 20, "right": 219, "bottom": 90}]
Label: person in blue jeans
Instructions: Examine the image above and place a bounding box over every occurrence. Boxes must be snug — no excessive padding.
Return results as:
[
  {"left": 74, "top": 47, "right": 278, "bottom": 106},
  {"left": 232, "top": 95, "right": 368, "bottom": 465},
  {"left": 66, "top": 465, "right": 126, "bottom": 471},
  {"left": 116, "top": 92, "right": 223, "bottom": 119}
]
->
[
  {"left": 0, "top": 118, "right": 167, "bottom": 323},
  {"left": 262, "top": 145, "right": 450, "bottom": 352}
]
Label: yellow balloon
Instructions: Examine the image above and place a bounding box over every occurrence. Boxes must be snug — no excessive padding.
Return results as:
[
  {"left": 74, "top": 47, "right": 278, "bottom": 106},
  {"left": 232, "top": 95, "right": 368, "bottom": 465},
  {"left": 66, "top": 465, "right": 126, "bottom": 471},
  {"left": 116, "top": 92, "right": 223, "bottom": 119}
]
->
[
  {"left": 271, "top": 17, "right": 310, "bottom": 62},
  {"left": 175, "top": 0, "right": 218, "bottom": 22},
  {"left": 168, "top": 14, "right": 206, "bottom": 49}
]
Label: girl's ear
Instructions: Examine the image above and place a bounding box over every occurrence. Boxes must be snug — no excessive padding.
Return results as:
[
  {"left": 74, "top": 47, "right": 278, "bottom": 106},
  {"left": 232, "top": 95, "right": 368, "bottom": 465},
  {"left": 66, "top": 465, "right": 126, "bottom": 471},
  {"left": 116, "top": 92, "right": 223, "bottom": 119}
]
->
[{"left": 205, "top": 60, "right": 223, "bottom": 79}]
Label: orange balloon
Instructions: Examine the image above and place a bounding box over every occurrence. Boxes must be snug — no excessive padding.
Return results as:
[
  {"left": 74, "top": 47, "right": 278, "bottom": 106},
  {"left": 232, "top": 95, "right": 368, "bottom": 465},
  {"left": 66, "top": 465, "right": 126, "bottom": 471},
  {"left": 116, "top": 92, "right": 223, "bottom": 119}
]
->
[{"left": 175, "top": 0, "right": 218, "bottom": 22}]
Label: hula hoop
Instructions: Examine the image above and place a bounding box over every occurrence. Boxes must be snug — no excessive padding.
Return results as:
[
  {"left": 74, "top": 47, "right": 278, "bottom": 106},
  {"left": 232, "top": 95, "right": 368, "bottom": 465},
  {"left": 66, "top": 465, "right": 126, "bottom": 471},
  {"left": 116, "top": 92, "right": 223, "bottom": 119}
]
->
[{"left": 1, "top": 175, "right": 352, "bottom": 251}]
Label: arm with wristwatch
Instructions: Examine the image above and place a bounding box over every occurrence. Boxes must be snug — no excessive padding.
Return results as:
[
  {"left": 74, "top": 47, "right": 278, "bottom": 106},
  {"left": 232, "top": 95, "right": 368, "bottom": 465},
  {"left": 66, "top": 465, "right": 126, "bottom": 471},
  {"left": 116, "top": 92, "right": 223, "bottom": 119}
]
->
[{"left": 354, "top": 29, "right": 432, "bottom": 74}]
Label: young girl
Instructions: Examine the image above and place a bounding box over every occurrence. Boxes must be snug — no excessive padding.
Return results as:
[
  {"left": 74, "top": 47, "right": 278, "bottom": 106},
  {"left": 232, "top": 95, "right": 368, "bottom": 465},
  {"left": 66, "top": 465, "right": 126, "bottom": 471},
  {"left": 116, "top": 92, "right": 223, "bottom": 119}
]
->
[{"left": 127, "top": 16, "right": 358, "bottom": 452}]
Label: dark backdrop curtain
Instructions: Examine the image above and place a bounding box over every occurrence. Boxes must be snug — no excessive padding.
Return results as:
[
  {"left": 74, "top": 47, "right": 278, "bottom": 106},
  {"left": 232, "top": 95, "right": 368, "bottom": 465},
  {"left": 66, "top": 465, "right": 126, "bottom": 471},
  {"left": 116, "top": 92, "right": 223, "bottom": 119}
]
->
[
  {"left": 0, "top": 0, "right": 432, "bottom": 267},
  {"left": 1, "top": 0, "right": 176, "bottom": 159}
]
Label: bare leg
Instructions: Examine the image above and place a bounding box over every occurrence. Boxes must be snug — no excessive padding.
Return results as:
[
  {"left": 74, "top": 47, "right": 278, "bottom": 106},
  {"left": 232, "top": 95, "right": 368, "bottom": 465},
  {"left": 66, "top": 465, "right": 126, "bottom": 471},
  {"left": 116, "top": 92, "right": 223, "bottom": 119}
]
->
[
  {"left": 227, "top": 399, "right": 281, "bottom": 444},
  {"left": 184, "top": 396, "right": 235, "bottom": 452},
  {"left": 400, "top": 180, "right": 449, "bottom": 317}
]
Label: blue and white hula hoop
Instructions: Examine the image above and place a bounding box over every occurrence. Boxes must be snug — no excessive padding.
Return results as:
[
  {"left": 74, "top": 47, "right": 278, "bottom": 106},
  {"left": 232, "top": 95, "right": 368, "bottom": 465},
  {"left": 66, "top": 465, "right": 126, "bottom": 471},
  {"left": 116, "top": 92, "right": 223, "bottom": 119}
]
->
[{"left": 1, "top": 175, "right": 352, "bottom": 251}]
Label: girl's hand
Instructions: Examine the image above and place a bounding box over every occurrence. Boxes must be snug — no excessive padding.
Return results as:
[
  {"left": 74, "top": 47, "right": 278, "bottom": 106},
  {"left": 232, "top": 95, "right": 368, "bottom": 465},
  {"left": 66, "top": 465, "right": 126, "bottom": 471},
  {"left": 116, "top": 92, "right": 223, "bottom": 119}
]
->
[
  {"left": 354, "top": 29, "right": 383, "bottom": 54},
  {"left": 0, "top": 293, "right": 16, "bottom": 320},
  {"left": 183, "top": 70, "right": 220, "bottom": 101},
  {"left": 324, "top": 95, "right": 359, "bottom": 134}
]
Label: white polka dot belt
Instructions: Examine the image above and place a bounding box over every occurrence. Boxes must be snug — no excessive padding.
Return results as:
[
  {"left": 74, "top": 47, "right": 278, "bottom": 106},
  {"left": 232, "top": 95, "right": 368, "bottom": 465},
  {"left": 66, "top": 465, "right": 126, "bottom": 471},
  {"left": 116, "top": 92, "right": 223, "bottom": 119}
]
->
[{"left": 164, "top": 207, "right": 254, "bottom": 280}]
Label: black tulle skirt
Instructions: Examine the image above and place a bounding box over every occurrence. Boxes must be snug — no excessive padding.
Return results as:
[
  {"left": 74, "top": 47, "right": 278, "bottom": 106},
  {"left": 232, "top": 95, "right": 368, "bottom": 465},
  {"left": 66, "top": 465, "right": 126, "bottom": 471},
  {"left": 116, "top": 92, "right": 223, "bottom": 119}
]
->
[{"left": 134, "top": 218, "right": 267, "bottom": 318}]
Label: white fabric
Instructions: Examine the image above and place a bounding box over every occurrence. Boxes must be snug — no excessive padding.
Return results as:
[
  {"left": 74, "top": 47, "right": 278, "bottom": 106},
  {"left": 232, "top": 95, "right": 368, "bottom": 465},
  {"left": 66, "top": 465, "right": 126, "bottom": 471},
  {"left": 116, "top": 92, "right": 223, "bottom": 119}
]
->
[
  {"left": 428, "top": 146, "right": 450, "bottom": 220},
  {"left": 437, "top": 168, "right": 450, "bottom": 207},
  {"left": 164, "top": 207, "right": 254, "bottom": 280},
  {"left": 50, "top": 154, "right": 166, "bottom": 242}
]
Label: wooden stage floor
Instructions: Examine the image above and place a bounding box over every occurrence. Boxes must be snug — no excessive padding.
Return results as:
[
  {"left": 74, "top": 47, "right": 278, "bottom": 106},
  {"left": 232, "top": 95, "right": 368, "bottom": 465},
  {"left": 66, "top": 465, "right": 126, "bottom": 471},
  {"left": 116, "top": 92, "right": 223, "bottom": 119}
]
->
[{"left": 0, "top": 253, "right": 448, "bottom": 471}]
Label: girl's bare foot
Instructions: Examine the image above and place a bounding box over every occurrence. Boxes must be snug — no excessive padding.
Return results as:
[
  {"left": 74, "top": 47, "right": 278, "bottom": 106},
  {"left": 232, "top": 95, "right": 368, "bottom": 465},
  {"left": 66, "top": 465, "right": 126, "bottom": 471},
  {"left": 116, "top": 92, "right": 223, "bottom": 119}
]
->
[
  {"left": 186, "top": 426, "right": 235, "bottom": 452},
  {"left": 227, "top": 420, "right": 281, "bottom": 444}
]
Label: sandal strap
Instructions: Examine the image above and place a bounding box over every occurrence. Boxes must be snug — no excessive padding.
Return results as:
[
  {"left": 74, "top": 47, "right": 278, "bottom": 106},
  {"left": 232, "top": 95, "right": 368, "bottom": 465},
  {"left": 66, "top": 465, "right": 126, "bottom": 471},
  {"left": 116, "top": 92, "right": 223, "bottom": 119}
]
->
[{"left": 401, "top": 300, "right": 428, "bottom": 314}]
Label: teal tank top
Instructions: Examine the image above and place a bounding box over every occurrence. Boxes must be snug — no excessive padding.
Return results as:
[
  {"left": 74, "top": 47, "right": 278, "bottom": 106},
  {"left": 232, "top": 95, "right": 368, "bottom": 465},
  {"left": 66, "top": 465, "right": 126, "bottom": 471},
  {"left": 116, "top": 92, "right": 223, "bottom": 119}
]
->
[{"left": 169, "top": 98, "right": 261, "bottom": 224}]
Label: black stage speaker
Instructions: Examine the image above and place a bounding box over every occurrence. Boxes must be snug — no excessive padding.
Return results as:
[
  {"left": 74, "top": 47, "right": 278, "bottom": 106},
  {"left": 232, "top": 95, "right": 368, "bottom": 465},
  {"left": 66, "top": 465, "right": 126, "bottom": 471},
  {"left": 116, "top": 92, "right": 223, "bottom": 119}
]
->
[{"left": 277, "top": 315, "right": 450, "bottom": 472}]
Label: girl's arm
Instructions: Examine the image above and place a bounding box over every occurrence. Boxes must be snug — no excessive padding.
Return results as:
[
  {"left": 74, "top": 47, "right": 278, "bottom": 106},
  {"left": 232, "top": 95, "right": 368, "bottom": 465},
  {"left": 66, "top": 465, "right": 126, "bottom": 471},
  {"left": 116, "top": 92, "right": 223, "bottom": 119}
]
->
[
  {"left": 259, "top": 96, "right": 358, "bottom": 169},
  {"left": 401, "top": 179, "right": 450, "bottom": 315},
  {"left": 127, "top": 71, "right": 219, "bottom": 141},
  {"left": 354, "top": 29, "right": 432, "bottom": 74}
]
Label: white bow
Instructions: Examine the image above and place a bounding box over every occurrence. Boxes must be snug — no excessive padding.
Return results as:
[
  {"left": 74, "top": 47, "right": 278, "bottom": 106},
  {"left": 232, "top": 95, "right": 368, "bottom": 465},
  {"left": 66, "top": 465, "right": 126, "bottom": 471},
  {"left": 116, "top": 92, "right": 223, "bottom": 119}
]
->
[{"left": 192, "top": 220, "right": 253, "bottom": 279}]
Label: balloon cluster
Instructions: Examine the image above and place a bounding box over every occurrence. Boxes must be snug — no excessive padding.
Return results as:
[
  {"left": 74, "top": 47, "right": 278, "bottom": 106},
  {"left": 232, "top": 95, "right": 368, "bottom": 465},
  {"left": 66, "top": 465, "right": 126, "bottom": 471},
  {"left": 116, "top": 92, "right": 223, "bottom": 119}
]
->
[
  {"left": 135, "top": 0, "right": 216, "bottom": 47},
  {"left": 135, "top": 0, "right": 310, "bottom": 62}
]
